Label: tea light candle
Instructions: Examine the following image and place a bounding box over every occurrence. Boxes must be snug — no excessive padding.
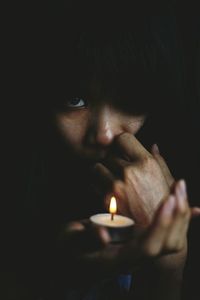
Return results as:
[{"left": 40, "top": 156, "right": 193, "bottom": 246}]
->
[{"left": 90, "top": 196, "right": 134, "bottom": 242}]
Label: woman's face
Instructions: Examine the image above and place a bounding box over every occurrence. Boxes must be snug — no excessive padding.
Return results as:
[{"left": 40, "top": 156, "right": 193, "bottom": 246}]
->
[{"left": 55, "top": 84, "right": 146, "bottom": 164}]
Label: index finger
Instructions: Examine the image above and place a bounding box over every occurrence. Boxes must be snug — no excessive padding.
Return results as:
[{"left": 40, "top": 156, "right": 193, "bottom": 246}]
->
[{"left": 114, "top": 132, "right": 151, "bottom": 161}]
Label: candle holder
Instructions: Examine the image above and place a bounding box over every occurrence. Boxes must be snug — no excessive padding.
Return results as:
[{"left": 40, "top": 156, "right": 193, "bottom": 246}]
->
[{"left": 90, "top": 213, "right": 134, "bottom": 243}]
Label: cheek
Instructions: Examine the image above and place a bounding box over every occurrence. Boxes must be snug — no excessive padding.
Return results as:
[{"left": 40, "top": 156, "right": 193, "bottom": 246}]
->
[{"left": 55, "top": 112, "right": 88, "bottom": 148}]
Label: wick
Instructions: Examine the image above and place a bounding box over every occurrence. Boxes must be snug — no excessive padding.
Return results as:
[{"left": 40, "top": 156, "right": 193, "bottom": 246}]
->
[{"left": 111, "top": 213, "right": 114, "bottom": 221}]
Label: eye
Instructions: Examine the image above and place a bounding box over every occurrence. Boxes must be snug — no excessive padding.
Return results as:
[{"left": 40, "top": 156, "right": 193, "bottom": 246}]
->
[{"left": 66, "top": 97, "right": 87, "bottom": 108}]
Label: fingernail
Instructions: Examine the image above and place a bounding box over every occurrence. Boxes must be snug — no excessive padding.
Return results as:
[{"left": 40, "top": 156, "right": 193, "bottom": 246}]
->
[
  {"left": 176, "top": 180, "right": 186, "bottom": 210},
  {"left": 163, "top": 195, "right": 176, "bottom": 216},
  {"left": 152, "top": 143, "right": 160, "bottom": 154},
  {"left": 179, "top": 179, "right": 187, "bottom": 196}
]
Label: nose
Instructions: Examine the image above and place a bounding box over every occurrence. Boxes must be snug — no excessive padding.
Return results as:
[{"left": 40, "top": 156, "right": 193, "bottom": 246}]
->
[{"left": 87, "top": 105, "right": 123, "bottom": 146}]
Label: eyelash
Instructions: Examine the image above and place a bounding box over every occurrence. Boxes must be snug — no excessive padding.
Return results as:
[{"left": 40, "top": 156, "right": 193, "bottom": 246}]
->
[{"left": 66, "top": 97, "right": 88, "bottom": 109}]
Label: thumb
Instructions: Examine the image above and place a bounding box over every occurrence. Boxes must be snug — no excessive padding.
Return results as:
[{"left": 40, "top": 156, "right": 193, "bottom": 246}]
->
[{"left": 59, "top": 220, "right": 111, "bottom": 253}]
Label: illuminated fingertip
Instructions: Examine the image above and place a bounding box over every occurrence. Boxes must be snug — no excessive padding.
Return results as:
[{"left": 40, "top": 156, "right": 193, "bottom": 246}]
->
[
  {"left": 176, "top": 181, "right": 187, "bottom": 211},
  {"left": 191, "top": 207, "right": 200, "bottom": 218},
  {"left": 64, "top": 222, "right": 85, "bottom": 236},
  {"left": 179, "top": 179, "right": 187, "bottom": 195},
  {"left": 162, "top": 195, "right": 176, "bottom": 216},
  {"left": 151, "top": 143, "right": 160, "bottom": 155},
  {"left": 99, "top": 227, "right": 111, "bottom": 244}
]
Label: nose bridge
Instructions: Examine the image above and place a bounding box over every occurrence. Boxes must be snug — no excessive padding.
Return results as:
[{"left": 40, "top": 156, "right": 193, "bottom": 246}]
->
[
  {"left": 97, "top": 105, "right": 112, "bottom": 132},
  {"left": 92, "top": 105, "right": 121, "bottom": 145}
]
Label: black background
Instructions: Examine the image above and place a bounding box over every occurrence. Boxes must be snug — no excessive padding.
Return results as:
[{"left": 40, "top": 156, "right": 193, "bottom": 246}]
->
[{"left": 2, "top": 1, "right": 200, "bottom": 299}]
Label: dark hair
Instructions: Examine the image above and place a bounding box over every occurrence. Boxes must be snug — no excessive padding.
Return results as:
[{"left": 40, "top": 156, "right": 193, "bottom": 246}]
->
[{"left": 44, "top": 11, "right": 184, "bottom": 117}]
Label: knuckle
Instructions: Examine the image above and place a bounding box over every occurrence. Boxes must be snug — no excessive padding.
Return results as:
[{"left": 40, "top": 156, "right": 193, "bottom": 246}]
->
[
  {"left": 177, "top": 207, "right": 188, "bottom": 218},
  {"left": 178, "top": 207, "right": 190, "bottom": 219},
  {"left": 141, "top": 241, "right": 160, "bottom": 257},
  {"left": 176, "top": 240, "right": 186, "bottom": 252},
  {"left": 159, "top": 218, "right": 171, "bottom": 229},
  {"left": 164, "top": 242, "right": 174, "bottom": 252},
  {"left": 123, "top": 166, "right": 134, "bottom": 180},
  {"left": 112, "top": 180, "right": 123, "bottom": 192},
  {"left": 123, "top": 155, "right": 156, "bottom": 180},
  {"left": 139, "top": 154, "right": 155, "bottom": 168},
  {"left": 175, "top": 243, "right": 184, "bottom": 252},
  {"left": 165, "top": 239, "right": 182, "bottom": 252}
]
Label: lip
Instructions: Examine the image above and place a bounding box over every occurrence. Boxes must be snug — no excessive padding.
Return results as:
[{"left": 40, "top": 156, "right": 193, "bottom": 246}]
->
[
  {"left": 86, "top": 148, "right": 124, "bottom": 165},
  {"left": 83, "top": 149, "right": 108, "bottom": 163}
]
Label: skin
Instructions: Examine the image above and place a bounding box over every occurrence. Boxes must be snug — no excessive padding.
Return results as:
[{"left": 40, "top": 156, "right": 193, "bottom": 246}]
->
[
  {"left": 54, "top": 93, "right": 200, "bottom": 299},
  {"left": 55, "top": 99, "right": 145, "bottom": 162}
]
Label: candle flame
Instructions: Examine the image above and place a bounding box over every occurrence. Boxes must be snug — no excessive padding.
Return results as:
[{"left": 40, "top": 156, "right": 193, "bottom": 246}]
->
[{"left": 109, "top": 196, "right": 117, "bottom": 214}]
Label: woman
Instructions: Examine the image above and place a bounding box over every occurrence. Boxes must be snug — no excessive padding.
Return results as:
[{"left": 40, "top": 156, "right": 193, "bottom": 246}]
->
[{"left": 3, "top": 6, "right": 200, "bottom": 300}]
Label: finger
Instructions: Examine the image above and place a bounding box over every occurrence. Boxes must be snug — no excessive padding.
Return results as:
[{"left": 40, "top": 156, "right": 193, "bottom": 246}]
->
[
  {"left": 92, "top": 162, "right": 115, "bottom": 192},
  {"left": 191, "top": 207, "right": 200, "bottom": 218},
  {"left": 62, "top": 220, "right": 111, "bottom": 253},
  {"left": 164, "top": 180, "right": 190, "bottom": 251},
  {"left": 82, "top": 242, "right": 126, "bottom": 275},
  {"left": 59, "top": 221, "right": 87, "bottom": 253},
  {"left": 90, "top": 225, "right": 112, "bottom": 245},
  {"left": 84, "top": 237, "right": 141, "bottom": 275},
  {"left": 151, "top": 144, "right": 174, "bottom": 187},
  {"left": 114, "top": 132, "right": 151, "bottom": 162},
  {"left": 84, "top": 195, "right": 176, "bottom": 274},
  {"left": 103, "top": 156, "right": 129, "bottom": 179},
  {"left": 88, "top": 223, "right": 112, "bottom": 249},
  {"left": 60, "top": 221, "right": 85, "bottom": 239},
  {"left": 92, "top": 162, "right": 131, "bottom": 215},
  {"left": 140, "top": 195, "right": 176, "bottom": 256}
]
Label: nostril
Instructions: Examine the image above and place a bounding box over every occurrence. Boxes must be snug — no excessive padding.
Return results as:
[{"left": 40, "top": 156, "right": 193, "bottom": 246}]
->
[
  {"left": 92, "top": 126, "right": 114, "bottom": 146},
  {"left": 97, "top": 134, "right": 114, "bottom": 146},
  {"left": 85, "top": 126, "right": 113, "bottom": 146}
]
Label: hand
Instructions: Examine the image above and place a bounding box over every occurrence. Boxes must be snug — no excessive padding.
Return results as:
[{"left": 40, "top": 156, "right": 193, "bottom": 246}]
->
[
  {"left": 132, "top": 179, "right": 200, "bottom": 300},
  {"left": 92, "top": 132, "right": 199, "bottom": 225},
  {"left": 92, "top": 132, "right": 174, "bottom": 226},
  {"left": 57, "top": 180, "right": 199, "bottom": 285},
  {"left": 90, "top": 132, "right": 200, "bottom": 287}
]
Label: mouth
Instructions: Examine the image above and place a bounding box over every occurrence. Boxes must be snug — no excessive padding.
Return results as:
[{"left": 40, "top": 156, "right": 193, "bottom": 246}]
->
[
  {"left": 86, "top": 156, "right": 108, "bottom": 166},
  {"left": 80, "top": 141, "right": 128, "bottom": 167},
  {"left": 81, "top": 148, "right": 108, "bottom": 163}
]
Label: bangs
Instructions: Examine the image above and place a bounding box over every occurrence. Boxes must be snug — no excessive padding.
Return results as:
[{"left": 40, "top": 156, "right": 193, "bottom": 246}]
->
[{"left": 51, "top": 15, "right": 183, "bottom": 116}]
